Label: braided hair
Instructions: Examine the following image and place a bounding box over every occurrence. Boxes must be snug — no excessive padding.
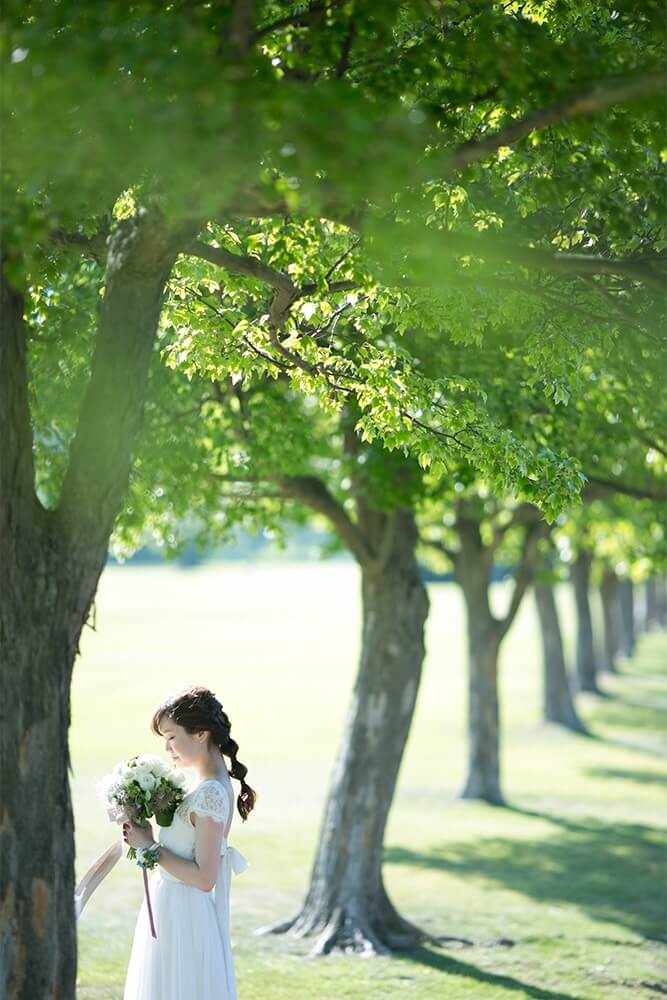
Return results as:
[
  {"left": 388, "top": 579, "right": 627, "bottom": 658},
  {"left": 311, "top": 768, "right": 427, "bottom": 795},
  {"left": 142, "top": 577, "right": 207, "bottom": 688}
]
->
[{"left": 151, "top": 686, "right": 257, "bottom": 821}]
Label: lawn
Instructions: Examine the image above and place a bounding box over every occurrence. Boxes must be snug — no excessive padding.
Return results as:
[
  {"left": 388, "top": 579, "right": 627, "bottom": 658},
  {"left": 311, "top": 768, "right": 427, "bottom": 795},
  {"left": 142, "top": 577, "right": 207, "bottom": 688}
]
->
[{"left": 72, "top": 562, "right": 667, "bottom": 999}]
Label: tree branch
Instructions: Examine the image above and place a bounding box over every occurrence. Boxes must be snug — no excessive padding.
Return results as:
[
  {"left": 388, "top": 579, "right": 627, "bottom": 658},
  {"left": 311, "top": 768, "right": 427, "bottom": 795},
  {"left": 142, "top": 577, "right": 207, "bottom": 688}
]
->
[
  {"left": 497, "top": 520, "right": 549, "bottom": 641},
  {"left": 252, "top": 0, "right": 346, "bottom": 42},
  {"left": 366, "top": 510, "right": 398, "bottom": 577},
  {"left": 184, "top": 239, "right": 302, "bottom": 329},
  {"left": 490, "top": 502, "right": 542, "bottom": 553},
  {"left": 58, "top": 216, "right": 199, "bottom": 550},
  {"left": 185, "top": 239, "right": 296, "bottom": 296},
  {"left": 276, "top": 473, "right": 373, "bottom": 565},
  {"left": 583, "top": 475, "right": 667, "bottom": 503},
  {"left": 436, "top": 230, "right": 667, "bottom": 291},
  {"left": 50, "top": 223, "right": 111, "bottom": 263},
  {"left": 298, "top": 278, "right": 359, "bottom": 297},
  {"left": 447, "top": 69, "right": 666, "bottom": 174},
  {"left": 422, "top": 537, "right": 458, "bottom": 565},
  {"left": 639, "top": 434, "right": 667, "bottom": 460}
]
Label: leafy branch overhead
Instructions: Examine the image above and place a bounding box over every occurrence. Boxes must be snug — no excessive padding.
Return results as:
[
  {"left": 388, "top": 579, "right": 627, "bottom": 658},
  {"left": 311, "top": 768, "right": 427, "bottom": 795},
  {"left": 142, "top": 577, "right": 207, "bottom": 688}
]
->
[{"left": 9, "top": 0, "right": 666, "bottom": 533}]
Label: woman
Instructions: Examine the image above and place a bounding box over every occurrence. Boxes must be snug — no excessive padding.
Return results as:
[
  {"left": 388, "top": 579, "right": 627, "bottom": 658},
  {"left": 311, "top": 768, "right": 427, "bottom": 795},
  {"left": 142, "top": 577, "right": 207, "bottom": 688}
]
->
[{"left": 123, "top": 686, "right": 257, "bottom": 1000}]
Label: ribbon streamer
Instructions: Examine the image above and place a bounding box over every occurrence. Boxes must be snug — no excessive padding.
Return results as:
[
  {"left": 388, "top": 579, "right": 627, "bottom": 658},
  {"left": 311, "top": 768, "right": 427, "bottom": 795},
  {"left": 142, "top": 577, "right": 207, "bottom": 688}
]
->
[
  {"left": 143, "top": 867, "right": 157, "bottom": 938},
  {"left": 74, "top": 839, "right": 123, "bottom": 919},
  {"left": 75, "top": 839, "right": 157, "bottom": 938}
]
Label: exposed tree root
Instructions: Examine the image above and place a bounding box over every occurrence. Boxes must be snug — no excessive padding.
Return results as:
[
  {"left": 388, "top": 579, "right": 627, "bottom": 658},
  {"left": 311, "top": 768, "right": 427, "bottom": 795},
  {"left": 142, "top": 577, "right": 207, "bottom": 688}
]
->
[
  {"left": 460, "top": 780, "right": 506, "bottom": 806},
  {"left": 255, "top": 891, "right": 442, "bottom": 957}
]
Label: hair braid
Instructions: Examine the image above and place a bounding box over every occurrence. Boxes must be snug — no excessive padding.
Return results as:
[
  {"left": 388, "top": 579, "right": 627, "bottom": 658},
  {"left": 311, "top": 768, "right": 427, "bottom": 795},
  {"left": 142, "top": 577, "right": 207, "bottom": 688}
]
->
[
  {"left": 222, "top": 734, "right": 256, "bottom": 821},
  {"left": 151, "top": 685, "right": 257, "bottom": 821}
]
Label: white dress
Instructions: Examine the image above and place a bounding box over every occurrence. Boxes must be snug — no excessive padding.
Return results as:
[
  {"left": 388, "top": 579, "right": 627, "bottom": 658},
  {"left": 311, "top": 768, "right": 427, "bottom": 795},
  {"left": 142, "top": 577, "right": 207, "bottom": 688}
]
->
[{"left": 123, "top": 774, "right": 249, "bottom": 1000}]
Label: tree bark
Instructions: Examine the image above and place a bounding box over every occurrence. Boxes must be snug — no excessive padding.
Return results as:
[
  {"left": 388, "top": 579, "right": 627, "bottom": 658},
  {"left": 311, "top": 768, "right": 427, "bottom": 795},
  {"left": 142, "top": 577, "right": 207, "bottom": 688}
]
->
[
  {"left": 0, "top": 263, "right": 80, "bottom": 999},
  {"left": 599, "top": 569, "right": 620, "bottom": 673},
  {"left": 460, "top": 611, "right": 503, "bottom": 803},
  {"left": 0, "top": 216, "right": 191, "bottom": 999},
  {"left": 454, "top": 512, "right": 544, "bottom": 805},
  {"left": 644, "top": 577, "right": 658, "bottom": 631},
  {"left": 617, "top": 578, "right": 636, "bottom": 658},
  {"left": 655, "top": 575, "right": 667, "bottom": 628},
  {"left": 456, "top": 517, "right": 503, "bottom": 803},
  {"left": 533, "top": 582, "right": 585, "bottom": 732},
  {"left": 571, "top": 550, "right": 599, "bottom": 693},
  {"left": 258, "top": 509, "right": 431, "bottom": 955}
]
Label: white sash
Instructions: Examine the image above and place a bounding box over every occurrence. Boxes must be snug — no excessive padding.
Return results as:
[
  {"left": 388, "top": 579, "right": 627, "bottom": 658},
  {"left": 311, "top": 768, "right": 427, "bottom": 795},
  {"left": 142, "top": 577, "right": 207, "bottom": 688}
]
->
[{"left": 213, "top": 843, "right": 249, "bottom": 938}]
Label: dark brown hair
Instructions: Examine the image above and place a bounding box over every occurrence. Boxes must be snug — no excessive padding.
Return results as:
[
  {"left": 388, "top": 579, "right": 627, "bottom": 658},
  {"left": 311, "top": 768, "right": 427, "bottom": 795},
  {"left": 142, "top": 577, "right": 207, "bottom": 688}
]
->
[{"left": 151, "top": 686, "right": 257, "bottom": 821}]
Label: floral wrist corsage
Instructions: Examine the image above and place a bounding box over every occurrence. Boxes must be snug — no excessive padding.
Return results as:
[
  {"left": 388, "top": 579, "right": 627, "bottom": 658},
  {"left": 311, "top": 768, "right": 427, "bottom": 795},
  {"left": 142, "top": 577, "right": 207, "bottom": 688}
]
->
[{"left": 133, "top": 842, "right": 161, "bottom": 870}]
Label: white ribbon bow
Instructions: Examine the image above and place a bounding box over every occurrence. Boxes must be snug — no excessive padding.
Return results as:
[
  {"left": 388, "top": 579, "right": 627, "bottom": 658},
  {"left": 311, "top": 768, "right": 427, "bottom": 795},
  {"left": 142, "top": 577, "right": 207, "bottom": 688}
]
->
[{"left": 225, "top": 844, "right": 250, "bottom": 876}]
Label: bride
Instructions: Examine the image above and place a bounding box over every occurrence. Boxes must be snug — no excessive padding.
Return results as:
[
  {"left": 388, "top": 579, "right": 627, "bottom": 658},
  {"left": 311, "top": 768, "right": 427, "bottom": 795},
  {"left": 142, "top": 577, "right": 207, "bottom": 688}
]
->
[{"left": 122, "top": 686, "right": 256, "bottom": 1000}]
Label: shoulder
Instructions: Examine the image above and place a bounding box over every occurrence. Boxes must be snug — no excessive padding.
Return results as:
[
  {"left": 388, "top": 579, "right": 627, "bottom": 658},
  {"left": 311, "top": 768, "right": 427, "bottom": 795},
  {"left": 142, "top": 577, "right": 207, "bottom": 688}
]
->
[{"left": 189, "top": 779, "right": 229, "bottom": 824}]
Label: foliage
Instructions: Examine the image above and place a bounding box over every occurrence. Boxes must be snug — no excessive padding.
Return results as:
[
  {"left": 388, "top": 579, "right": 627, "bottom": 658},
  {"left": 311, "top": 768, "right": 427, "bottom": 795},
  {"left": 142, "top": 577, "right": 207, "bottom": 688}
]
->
[{"left": 7, "top": 0, "right": 665, "bottom": 540}]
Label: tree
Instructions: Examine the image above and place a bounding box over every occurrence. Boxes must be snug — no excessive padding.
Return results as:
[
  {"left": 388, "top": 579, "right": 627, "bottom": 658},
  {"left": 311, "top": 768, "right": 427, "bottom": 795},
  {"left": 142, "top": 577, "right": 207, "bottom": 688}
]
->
[
  {"left": 599, "top": 567, "right": 622, "bottom": 673},
  {"left": 0, "top": 213, "right": 197, "bottom": 999},
  {"left": 617, "top": 576, "right": 636, "bottom": 658},
  {"left": 2, "top": 1, "right": 664, "bottom": 992},
  {"left": 571, "top": 545, "right": 600, "bottom": 693},
  {"left": 104, "top": 221, "right": 584, "bottom": 950},
  {"left": 422, "top": 491, "right": 550, "bottom": 804},
  {"left": 563, "top": 495, "right": 667, "bottom": 683},
  {"left": 532, "top": 532, "right": 586, "bottom": 731}
]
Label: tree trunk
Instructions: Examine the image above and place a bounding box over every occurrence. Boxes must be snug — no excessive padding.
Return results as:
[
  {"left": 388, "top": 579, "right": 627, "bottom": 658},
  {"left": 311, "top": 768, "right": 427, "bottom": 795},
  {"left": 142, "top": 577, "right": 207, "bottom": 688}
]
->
[
  {"left": 599, "top": 569, "right": 620, "bottom": 673},
  {"left": 453, "top": 510, "right": 544, "bottom": 806},
  {"left": 1, "top": 543, "right": 102, "bottom": 999},
  {"left": 0, "top": 265, "right": 77, "bottom": 998},
  {"left": 0, "top": 217, "right": 190, "bottom": 998},
  {"left": 645, "top": 578, "right": 658, "bottom": 631},
  {"left": 533, "top": 583, "right": 585, "bottom": 732},
  {"left": 456, "top": 519, "right": 504, "bottom": 804},
  {"left": 258, "top": 509, "right": 431, "bottom": 955},
  {"left": 617, "top": 578, "right": 635, "bottom": 658},
  {"left": 655, "top": 575, "right": 667, "bottom": 628},
  {"left": 461, "top": 616, "right": 503, "bottom": 803},
  {"left": 571, "top": 550, "right": 599, "bottom": 693}
]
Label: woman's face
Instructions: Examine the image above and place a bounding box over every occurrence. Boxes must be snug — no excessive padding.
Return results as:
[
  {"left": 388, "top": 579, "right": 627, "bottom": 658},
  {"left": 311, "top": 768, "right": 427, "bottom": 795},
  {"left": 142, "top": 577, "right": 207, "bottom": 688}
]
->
[{"left": 159, "top": 716, "right": 208, "bottom": 767}]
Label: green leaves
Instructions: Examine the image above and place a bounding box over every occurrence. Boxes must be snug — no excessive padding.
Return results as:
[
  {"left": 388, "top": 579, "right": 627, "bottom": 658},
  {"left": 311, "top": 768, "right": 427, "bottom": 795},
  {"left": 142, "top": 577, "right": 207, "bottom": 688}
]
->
[{"left": 12, "top": 0, "right": 664, "bottom": 558}]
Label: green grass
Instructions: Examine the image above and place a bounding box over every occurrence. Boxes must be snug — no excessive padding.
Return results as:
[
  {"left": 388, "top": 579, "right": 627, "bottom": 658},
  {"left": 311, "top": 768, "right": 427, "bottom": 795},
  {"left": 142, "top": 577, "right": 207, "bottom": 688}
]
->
[{"left": 72, "top": 563, "right": 667, "bottom": 999}]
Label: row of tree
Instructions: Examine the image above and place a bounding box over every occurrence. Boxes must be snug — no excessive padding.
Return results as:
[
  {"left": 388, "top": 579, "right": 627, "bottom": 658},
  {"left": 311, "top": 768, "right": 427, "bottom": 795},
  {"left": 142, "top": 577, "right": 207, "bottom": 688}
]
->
[{"left": 2, "top": 1, "right": 665, "bottom": 995}]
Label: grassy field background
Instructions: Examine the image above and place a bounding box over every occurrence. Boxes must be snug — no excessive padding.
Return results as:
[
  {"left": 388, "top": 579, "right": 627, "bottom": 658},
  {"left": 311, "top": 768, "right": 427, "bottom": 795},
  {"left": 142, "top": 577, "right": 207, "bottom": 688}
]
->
[{"left": 72, "top": 562, "right": 667, "bottom": 999}]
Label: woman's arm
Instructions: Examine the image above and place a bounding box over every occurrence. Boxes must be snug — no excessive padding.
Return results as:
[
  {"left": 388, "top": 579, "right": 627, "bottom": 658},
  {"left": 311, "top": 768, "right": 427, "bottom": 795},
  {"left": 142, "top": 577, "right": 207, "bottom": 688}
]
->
[
  {"left": 191, "top": 814, "right": 225, "bottom": 891},
  {"left": 124, "top": 817, "right": 224, "bottom": 892}
]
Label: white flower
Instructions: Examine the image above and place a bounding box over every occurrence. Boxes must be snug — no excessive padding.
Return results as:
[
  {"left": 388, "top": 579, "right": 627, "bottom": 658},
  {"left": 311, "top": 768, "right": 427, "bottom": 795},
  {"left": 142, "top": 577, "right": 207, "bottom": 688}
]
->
[
  {"left": 99, "top": 753, "right": 186, "bottom": 829},
  {"left": 133, "top": 768, "right": 157, "bottom": 792},
  {"left": 136, "top": 754, "right": 168, "bottom": 775}
]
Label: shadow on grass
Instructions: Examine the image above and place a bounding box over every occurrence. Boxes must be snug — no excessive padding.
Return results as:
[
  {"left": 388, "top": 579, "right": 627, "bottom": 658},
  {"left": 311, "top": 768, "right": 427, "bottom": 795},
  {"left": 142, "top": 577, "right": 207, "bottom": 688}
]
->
[
  {"left": 618, "top": 634, "right": 667, "bottom": 677},
  {"left": 585, "top": 766, "right": 667, "bottom": 786},
  {"left": 586, "top": 695, "right": 667, "bottom": 733},
  {"left": 393, "top": 946, "right": 584, "bottom": 1000},
  {"left": 385, "top": 817, "right": 665, "bottom": 941},
  {"left": 579, "top": 659, "right": 667, "bottom": 755},
  {"left": 592, "top": 733, "right": 667, "bottom": 758}
]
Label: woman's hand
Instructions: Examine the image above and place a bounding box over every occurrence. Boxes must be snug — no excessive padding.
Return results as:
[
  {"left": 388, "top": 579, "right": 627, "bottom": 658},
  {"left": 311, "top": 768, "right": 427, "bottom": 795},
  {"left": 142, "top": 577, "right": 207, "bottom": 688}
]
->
[{"left": 122, "top": 819, "right": 155, "bottom": 850}]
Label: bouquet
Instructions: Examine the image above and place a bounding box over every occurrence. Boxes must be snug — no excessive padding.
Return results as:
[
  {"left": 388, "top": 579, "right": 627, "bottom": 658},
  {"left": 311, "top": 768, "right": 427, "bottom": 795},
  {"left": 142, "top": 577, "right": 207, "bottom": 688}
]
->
[
  {"left": 98, "top": 754, "right": 186, "bottom": 939},
  {"left": 101, "top": 754, "right": 186, "bottom": 858}
]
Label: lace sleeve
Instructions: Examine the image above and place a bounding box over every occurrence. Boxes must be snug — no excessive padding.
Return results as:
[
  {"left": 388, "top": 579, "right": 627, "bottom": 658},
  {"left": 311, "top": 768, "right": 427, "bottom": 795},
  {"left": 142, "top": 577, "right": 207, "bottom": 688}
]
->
[{"left": 190, "top": 781, "right": 229, "bottom": 824}]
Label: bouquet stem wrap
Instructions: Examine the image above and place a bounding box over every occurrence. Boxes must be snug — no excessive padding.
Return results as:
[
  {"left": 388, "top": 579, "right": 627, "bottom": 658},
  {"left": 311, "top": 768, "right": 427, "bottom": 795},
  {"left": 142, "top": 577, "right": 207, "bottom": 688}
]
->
[{"left": 143, "top": 868, "right": 157, "bottom": 939}]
